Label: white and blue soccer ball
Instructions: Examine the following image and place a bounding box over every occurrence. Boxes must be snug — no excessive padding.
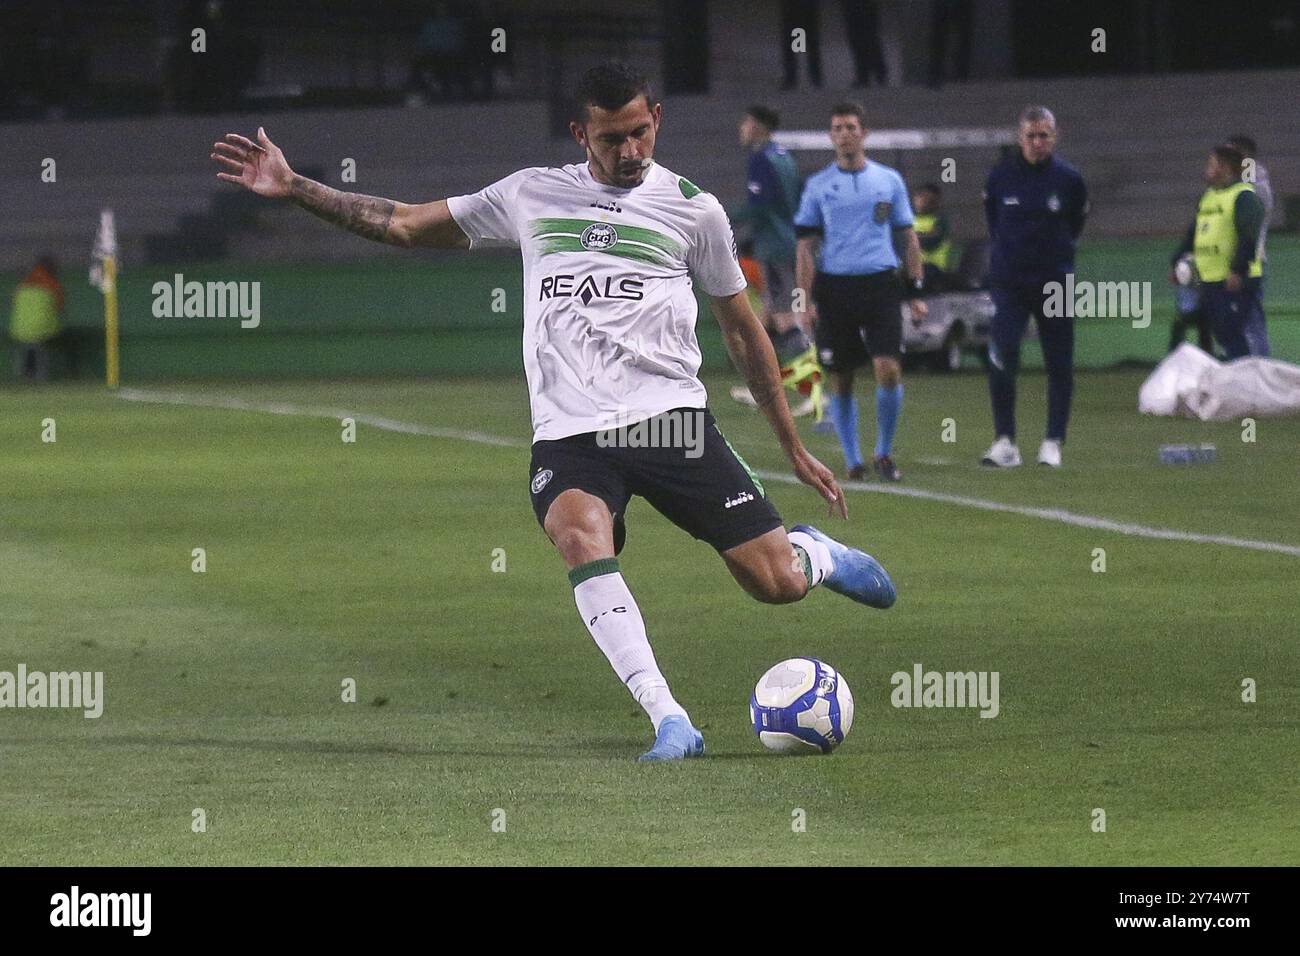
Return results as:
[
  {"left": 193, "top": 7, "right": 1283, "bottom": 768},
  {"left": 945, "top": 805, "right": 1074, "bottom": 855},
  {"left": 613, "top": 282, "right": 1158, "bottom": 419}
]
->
[{"left": 750, "top": 657, "right": 854, "bottom": 754}]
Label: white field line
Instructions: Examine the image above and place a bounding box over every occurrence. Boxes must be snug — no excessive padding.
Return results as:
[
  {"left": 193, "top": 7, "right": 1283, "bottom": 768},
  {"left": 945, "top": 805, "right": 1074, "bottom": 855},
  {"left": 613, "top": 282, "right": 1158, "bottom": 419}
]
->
[
  {"left": 116, "top": 387, "right": 527, "bottom": 448},
  {"left": 115, "top": 388, "right": 1300, "bottom": 558},
  {"left": 755, "top": 471, "right": 1300, "bottom": 557}
]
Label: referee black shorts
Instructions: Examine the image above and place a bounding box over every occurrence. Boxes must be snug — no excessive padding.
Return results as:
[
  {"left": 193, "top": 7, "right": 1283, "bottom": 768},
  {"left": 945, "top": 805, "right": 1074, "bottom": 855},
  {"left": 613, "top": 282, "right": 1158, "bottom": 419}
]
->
[
  {"left": 813, "top": 270, "right": 904, "bottom": 370},
  {"left": 527, "top": 408, "right": 783, "bottom": 554}
]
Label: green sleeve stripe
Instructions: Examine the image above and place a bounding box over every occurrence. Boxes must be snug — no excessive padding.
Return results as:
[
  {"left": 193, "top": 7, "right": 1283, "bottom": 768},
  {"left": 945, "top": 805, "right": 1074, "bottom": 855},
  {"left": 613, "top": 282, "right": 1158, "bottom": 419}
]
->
[{"left": 568, "top": 557, "right": 621, "bottom": 588}]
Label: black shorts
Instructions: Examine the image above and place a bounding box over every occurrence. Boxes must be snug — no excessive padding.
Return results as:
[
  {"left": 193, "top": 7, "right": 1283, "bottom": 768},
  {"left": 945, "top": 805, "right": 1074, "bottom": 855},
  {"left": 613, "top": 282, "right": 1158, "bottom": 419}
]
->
[
  {"left": 813, "top": 270, "right": 904, "bottom": 369},
  {"left": 528, "top": 408, "right": 783, "bottom": 554}
]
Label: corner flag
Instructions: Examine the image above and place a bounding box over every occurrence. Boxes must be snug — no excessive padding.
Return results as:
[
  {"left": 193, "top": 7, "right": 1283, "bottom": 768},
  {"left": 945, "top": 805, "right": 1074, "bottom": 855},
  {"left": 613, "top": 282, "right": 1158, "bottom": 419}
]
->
[{"left": 90, "top": 209, "right": 120, "bottom": 388}]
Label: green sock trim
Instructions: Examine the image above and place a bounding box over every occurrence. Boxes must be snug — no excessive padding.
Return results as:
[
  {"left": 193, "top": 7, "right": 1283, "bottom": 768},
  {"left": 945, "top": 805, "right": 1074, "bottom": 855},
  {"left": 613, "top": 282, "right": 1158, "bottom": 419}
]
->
[
  {"left": 568, "top": 557, "right": 620, "bottom": 588},
  {"left": 792, "top": 545, "right": 814, "bottom": 588}
]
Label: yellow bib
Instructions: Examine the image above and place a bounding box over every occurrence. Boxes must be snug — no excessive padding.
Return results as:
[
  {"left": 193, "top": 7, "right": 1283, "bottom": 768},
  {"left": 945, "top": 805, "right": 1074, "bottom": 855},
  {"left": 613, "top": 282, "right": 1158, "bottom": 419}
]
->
[
  {"left": 914, "top": 212, "right": 953, "bottom": 271},
  {"left": 1194, "top": 182, "right": 1262, "bottom": 282},
  {"left": 9, "top": 284, "right": 61, "bottom": 343}
]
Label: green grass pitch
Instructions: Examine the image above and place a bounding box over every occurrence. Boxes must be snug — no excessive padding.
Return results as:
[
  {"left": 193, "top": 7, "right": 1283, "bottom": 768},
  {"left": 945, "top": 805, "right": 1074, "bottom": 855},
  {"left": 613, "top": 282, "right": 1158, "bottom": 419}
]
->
[{"left": 2, "top": 368, "right": 1296, "bottom": 865}]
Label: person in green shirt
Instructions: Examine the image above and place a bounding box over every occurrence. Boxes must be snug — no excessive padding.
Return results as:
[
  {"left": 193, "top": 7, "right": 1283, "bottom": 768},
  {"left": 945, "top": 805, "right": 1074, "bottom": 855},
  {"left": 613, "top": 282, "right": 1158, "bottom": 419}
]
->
[
  {"left": 731, "top": 105, "right": 823, "bottom": 418},
  {"left": 1169, "top": 145, "right": 1264, "bottom": 360}
]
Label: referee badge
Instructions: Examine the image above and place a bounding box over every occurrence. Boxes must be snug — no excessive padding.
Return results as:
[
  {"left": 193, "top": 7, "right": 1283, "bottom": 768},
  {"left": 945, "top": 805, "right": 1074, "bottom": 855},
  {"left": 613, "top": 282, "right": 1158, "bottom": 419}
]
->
[{"left": 873, "top": 201, "right": 892, "bottom": 224}]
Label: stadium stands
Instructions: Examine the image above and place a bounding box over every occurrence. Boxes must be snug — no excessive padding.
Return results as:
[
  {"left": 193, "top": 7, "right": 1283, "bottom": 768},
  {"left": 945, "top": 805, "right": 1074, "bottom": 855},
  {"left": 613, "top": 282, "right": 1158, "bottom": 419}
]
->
[{"left": 2, "top": 67, "right": 1297, "bottom": 273}]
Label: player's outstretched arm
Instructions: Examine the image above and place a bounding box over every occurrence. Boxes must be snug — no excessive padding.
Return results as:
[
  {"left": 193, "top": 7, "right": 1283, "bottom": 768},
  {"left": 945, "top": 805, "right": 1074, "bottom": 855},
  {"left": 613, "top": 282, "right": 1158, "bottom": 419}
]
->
[
  {"left": 711, "top": 291, "right": 847, "bottom": 518},
  {"left": 210, "top": 127, "right": 468, "bottom": 250}
]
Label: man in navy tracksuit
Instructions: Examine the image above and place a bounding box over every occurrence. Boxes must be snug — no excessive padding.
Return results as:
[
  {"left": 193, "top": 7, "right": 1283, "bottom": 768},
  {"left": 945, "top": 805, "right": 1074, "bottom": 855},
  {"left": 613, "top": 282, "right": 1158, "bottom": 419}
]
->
[{"left": 980, "top": 106, "right": 1088, "bottom": 469}]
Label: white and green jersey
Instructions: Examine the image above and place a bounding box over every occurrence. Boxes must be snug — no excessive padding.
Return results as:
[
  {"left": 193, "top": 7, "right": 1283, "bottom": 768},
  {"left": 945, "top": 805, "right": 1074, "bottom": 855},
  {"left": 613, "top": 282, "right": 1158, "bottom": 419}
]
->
[{"left": 447, "top": 161, "right": 747, "bottom": 442}]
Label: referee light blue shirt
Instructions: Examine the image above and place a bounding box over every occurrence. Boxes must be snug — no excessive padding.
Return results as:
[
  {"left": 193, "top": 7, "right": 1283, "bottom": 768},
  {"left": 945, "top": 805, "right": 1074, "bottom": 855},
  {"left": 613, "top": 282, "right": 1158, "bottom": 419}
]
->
[{"left": 794, "top": 160, "right": 914, "bottom": 276}]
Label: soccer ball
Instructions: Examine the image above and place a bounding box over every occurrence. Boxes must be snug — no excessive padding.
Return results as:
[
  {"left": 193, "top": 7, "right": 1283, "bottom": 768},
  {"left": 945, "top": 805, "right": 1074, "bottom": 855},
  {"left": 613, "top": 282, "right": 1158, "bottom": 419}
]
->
[
  {"left": 750, "top": 657, "right": 854, "bottom": 754},
  {"left": 1174, "top": 254, "right": 1198, "bottom": 287}
]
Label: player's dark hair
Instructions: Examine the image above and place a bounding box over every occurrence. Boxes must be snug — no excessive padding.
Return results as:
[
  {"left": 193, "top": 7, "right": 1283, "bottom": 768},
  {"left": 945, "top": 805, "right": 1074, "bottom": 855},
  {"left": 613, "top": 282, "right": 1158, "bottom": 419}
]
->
[
  {"left": 573, "top": 61, "right": 654, "bottom": 123},
  {"left": 746, "top": 105, "right": 779, "bottom": 131},
  {"left": 1226, "top": 134, "right": 1257, "bottom": 158},
  {"left": 917, "top": 182, "right": 942, "bottom": 197},
  {"left": 830, "top": 101, "right": 866, "bottom": 127},
  {"left": 36, "top": 253, "right": 59, "bottom": 275},
  {"left": 1211, "top": 144, "right": 1245, "bottom": 177}
]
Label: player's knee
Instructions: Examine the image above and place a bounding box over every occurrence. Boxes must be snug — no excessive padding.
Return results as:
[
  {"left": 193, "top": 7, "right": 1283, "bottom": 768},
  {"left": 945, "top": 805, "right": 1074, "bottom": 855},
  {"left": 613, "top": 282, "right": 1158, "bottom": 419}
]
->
[
  {"left": 874, "top": 358, "right": 901, "bottom": 387},
  {"left": 748, "top": 561, "right": 808, "bottom": 605},
  {"left": 548, "top": 523, "right": 608, "bottom": 565},
  {"left": 543, "top": 500, "right": 612, "bottom": 565}
]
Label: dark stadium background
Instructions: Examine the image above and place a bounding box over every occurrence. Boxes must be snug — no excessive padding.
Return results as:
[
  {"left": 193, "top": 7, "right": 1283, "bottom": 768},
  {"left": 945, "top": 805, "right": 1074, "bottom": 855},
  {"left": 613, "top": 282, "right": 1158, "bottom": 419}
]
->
[{"left": 2, "top": 0, "right": 1297, "bottom": 381}]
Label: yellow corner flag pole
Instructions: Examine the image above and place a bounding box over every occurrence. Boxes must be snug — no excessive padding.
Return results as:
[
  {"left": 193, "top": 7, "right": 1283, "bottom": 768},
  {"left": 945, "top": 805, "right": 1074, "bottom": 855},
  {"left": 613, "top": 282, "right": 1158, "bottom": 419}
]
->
[
  {"left": 104, "top": 255, "right": 120, "bottom": 388},
  {"left": 91, "top": 209, "right": 120, "bottom": 388}
]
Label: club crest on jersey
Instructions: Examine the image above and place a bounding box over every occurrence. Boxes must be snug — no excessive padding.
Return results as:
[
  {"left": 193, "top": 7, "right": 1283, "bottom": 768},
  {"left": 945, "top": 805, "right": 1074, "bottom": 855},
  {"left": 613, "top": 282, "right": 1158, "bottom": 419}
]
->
[
  {"left": 873, "top": 201, "right": 893, "bottom": 224},
  {"left": 531, "top": 469, "right": 553, "bottom": 494},
  {"left": 580, "top": 222, "right": 619, "bottom": 250},
  {"left": 1046, "top": 193, "right": 1061, "bottom": 212}
]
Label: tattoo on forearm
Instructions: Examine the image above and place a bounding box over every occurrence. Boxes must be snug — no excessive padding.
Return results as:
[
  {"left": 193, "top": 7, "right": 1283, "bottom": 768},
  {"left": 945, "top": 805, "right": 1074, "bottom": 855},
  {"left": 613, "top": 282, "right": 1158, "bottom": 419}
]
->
[
  {"left": 290, "top": 175, "right": 396, "bottom": 243},
  {"left": 728, "top": 331, "right": 782, "bottom": 409}
]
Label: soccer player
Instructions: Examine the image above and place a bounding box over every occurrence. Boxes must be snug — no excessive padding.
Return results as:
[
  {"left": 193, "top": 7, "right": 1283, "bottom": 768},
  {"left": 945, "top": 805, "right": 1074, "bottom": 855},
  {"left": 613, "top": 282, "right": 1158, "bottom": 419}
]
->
[
  {"left": 210, "top": 61, "right": 896, "bottom": 762},
  {"left": 734, "top": 239, "right": 826, "bottom": 420},
  {"left": 729, "top": 105, "right": 824, "bottom": 420},
  {"left": 793, "top": 102, "right": 927, "bottom": 483},
  {"left": 1169, "top": 144, "right": 1264, "bottom": 361},
  {"left": 980, "top": 106, "right": 1088, "bottom": 469}
]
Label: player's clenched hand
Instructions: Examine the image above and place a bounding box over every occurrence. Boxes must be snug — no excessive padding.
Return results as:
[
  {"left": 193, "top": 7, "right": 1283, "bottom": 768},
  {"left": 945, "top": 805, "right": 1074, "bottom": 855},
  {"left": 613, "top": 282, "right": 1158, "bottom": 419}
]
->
[
  {"left": 790, "top": 445, "right": 848, "bottom": 519},
  {"left": 211, "top": 127, "right": 294, "bottom": 198}
]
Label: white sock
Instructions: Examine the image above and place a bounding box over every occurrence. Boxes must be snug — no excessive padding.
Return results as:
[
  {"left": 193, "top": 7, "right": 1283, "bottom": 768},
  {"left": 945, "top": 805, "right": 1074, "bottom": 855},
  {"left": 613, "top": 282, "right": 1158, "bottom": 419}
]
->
[
  {"left": 787, "top": 530, "right": 833, "bottom": 588},
  {"left": 571, "top": 560, "right": 688, "bottom": 732}
]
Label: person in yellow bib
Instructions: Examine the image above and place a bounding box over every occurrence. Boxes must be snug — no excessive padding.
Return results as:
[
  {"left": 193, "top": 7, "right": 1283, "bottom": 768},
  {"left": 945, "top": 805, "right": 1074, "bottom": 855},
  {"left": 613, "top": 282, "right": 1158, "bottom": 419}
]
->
[
  {"left": 912, "top": 182, "right": 954, "bottom": 291},
  {"left": 8, "top": 256, "right": 67, "bottom": 380},
  {"left": 1169, "top": 145, "right": 1264, "bottom": 360}
]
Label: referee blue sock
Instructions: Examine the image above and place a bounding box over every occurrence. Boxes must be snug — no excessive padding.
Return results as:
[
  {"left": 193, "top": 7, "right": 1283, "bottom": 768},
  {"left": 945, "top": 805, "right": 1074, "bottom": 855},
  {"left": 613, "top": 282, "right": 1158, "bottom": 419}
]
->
[
  {"left": 875, "top": 384, "right": 903, "bottom": 458},
  {"left": 829, "top": 394, "right": 863, "bottom": 470}
]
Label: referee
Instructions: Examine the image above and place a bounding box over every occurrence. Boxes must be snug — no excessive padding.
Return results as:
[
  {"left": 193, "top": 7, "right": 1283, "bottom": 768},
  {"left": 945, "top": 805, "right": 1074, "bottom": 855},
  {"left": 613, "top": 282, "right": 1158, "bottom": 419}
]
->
[
  {"left": 980, "top": 106, "right": 1088, "bottom": 469},
  {"left": 794, "top": 102, "right": 927, "bottom": 482}
]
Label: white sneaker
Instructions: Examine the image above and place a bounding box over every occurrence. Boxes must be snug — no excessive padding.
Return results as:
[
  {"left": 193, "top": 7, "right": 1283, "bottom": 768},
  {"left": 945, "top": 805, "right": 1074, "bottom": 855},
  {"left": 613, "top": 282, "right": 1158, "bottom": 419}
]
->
[
  {"left": 980, "top": 436, "right": 1022, "bottom": 468},
  {"left": 1037, "top": 438, "right": 1062, "bottom": 468},
  {"left": 730, "top": 385, "right": 759, "bottom": 409}
]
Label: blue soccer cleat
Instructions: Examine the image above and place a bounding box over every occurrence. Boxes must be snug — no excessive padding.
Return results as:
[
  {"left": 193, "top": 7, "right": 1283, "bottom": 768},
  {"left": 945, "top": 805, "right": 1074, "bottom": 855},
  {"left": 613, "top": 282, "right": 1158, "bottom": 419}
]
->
[
  {"left": 637, "top": 715, "right": 705, "bottom": 762},
  {"left": 791, "top": 524, "right": 897, "bottom": 609}
]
